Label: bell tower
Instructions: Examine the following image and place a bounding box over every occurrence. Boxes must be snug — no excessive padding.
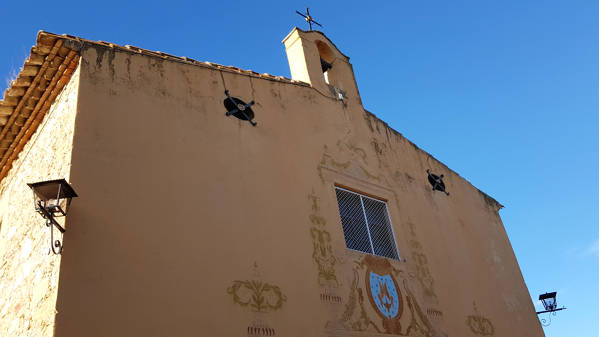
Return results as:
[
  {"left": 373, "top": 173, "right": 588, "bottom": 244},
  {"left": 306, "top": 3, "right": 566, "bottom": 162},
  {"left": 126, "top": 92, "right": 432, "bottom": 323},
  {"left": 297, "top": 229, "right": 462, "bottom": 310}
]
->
[{"left": 282, "top": 28, "right": 361, "bottom": 104}]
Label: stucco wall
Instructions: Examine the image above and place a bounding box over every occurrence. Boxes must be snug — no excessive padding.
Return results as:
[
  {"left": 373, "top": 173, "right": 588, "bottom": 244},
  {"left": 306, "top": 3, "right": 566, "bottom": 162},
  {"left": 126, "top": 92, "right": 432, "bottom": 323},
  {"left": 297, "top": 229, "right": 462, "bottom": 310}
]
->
[
  {"left": 52, "top": 40, "right": 543, "bottom": 337},
  {"left": 0, "top": 64, "right": 79, "bottom": 337}
]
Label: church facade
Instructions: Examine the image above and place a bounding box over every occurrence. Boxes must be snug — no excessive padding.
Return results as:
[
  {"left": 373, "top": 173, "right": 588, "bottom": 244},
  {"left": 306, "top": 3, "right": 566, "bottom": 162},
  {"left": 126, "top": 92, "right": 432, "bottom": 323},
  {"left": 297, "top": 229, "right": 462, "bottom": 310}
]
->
[{"left": 0, "top": 28, "right": 544, "bottom": 337}]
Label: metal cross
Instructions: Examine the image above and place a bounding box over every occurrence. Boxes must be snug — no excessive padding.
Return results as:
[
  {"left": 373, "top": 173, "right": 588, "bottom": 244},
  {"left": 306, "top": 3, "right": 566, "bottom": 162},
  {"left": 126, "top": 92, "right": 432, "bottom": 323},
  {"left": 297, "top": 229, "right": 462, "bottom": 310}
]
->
[{"left": 296, "top": 7, "right": 322, "bottom": 31}]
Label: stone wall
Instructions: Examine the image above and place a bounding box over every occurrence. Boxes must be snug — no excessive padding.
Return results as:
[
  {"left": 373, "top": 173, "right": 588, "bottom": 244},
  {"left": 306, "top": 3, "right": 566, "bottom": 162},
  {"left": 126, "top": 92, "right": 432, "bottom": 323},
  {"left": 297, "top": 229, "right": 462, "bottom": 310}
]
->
[{"left": 0, "top": 64, "right": 79, "bottom": 337}]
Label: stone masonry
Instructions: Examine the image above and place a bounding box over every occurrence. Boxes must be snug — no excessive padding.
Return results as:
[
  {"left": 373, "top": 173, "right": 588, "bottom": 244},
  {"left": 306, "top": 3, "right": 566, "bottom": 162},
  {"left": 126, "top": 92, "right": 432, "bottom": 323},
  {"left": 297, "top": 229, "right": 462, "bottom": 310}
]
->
[{"left": 0, "top": 64, "right": 79, "bottom": 337}]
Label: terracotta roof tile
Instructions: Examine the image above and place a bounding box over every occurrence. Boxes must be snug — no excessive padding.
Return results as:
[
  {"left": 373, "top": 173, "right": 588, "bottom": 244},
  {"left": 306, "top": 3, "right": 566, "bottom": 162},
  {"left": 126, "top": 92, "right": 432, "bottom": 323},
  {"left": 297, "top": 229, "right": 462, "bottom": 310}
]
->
[{"left": 0, "top": 31, "right": 310, "bottom": 183}]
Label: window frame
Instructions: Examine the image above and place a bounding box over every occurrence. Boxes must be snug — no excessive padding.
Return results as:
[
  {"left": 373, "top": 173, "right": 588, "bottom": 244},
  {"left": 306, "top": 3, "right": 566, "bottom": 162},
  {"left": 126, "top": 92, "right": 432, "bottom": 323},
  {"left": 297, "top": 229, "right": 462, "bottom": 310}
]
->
[{"left": 334, "top": 185, "right": 401, "bottom": 260}]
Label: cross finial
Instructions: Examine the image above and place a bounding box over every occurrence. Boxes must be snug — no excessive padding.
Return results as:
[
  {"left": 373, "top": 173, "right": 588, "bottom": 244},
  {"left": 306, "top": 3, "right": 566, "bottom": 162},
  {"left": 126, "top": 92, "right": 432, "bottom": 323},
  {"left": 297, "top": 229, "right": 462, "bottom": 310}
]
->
[{"left": 296, "top": 7, "right": 322, "bottom": 31}]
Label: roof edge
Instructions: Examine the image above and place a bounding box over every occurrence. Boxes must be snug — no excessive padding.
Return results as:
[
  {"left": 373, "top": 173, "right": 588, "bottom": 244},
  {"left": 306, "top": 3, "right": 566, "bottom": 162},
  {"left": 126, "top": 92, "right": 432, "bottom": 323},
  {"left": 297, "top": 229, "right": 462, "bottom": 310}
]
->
[
  {"left": 363, "top": 109, "right": 504, "bottom": 211},
  {"left": 41, "top": 31, "right": 307, "bottom": 86},
  {"left": 282, "top": 27, "right": 350, "bottom": 61},
  {"left": 0, "top": 31, "right": 315, "bottom": 184},
  {"left": 0, "top": 32, "right": 80, "bottom": 183}
]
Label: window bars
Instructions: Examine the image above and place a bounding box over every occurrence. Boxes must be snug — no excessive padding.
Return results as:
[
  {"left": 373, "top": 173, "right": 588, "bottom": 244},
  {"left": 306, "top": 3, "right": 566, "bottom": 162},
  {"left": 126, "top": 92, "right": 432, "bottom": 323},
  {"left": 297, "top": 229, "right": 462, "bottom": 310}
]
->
[{"left": 334, "top": 187, "right": 399, "bottom": 259}]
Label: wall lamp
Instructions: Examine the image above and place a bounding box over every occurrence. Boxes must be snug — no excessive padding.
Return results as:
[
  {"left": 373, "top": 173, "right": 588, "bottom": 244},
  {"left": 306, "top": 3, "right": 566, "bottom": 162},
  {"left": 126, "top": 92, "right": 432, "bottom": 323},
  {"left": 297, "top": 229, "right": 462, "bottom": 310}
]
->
[
  {"left": 27, "top": 179, "right": 78, "bottom": 255},
  {"left": 536, "top": 291, "right": 566, "bottom": 327}
]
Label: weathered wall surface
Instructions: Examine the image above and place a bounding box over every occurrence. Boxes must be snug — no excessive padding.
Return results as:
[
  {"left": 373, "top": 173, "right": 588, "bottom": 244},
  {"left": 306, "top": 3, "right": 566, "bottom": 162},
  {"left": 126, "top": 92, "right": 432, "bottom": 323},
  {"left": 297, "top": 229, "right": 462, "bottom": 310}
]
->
[
  {"left": 53, "top": 33, "right": 543, "bottom": 337},
  {"left": 0, "top": 65, "right": 79, "bottom": 336}
]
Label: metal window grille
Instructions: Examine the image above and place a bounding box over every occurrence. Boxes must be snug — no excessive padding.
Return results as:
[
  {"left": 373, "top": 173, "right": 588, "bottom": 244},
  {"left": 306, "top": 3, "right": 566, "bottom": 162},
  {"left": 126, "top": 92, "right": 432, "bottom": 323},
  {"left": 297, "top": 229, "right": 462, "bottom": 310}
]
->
[{"left": 334, "top": 187, "right": 399, "bottom": 259}]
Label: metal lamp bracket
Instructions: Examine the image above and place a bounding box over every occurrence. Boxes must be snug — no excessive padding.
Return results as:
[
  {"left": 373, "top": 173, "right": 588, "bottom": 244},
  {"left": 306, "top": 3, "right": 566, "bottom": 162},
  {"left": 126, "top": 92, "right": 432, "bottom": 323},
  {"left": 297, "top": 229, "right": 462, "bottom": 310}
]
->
[
  {"left": 538, "top": 307, "right": 566, "bottom": 327},
  {"left": 38, "top": 201, "right": 65, "bottom": 254},
  {"left": 28, "top": 179, "right": 77, "bottom": 255}
]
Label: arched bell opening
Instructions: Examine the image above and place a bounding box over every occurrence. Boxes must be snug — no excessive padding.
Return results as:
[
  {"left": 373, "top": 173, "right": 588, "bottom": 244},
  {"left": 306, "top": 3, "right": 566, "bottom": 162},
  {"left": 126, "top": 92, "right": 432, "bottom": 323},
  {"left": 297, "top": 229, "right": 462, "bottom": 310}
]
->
[{"left": 316, "top": 40, "right": 334, "bottom": 84}]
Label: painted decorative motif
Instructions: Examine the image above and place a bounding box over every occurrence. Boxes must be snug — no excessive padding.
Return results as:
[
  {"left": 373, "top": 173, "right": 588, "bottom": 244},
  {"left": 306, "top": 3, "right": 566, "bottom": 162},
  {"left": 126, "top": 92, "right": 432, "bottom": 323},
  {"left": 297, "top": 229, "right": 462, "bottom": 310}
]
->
[
  {"left": 312, "top": 137, "right": 441, "bottom": 336},
  {"left": 308, "top": 192, "right": 339, "bottom": 287},
  {"left": 227, "top": 280, "right": 287, "bottom": 313},
  {"left": 247, "top": 320, "right": 276, "bottom": 337},
  {"left": 404, "top": 285, "right": 437, "bottom": 337},
  {"left": 309, "top": 192, "right": 320, "bottom": 213},
  {"left": 336, "top": 255, "right": 436, "bottom": 336},
  {"left": 310, "top": 227, "right": 338, "bottom": 286},
  {"left": 368, "top": 272, "right": 402, "bottom": 319},
  {"left": 426, "top": 308, "right": 443, "bottom": 319},
  {"left": 228, "top": 264, "right": 283, "bottom": 336},
  {"left": 317, "top": 141, "right": 382, "bottom": 185},
  {"left": 339, "top": 270, "right": 380, "bottom": 333},
  {"left": 320, "top": 293, "right": 342, "bottom": 304},
  {"left": 309, "top": 214, "right": 327, "bottom": 227},
  {"left": 247, "top": 326, "right": 275, "bottom": 336},
  {"left": 466, "top": 302, "right": 495, "bottom": 336},
  {"left": 407, "top": 222, "right": 437, "bottom": 301},
  {"left": 337, "top": 140, "right": 367, "bottom": 162}
]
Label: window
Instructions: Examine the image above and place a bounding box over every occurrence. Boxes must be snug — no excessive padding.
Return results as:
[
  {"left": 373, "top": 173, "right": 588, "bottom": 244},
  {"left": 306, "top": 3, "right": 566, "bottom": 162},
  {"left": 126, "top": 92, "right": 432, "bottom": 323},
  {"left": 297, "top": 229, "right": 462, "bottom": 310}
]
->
[{"left": 334, "top": 187, "right": 399, "bottom": 259}]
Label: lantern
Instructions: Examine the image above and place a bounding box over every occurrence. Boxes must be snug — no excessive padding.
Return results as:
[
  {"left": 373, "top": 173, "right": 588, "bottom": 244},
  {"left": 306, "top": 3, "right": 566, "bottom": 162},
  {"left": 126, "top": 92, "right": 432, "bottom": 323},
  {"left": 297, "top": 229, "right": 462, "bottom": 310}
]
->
[
  {"left": 539, "top": 292, "right": 557, "bottom": 311},
  {"left": 27, "top": 179, "right": 78, "bottom": 254}
]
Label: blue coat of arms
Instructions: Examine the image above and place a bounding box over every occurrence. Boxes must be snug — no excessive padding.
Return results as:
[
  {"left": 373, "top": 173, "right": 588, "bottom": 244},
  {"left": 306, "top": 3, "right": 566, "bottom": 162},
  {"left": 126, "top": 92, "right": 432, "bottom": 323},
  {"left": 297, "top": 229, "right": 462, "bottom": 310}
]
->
[{"left": 368, "top": 272, "right": 400, "bottom": 318}]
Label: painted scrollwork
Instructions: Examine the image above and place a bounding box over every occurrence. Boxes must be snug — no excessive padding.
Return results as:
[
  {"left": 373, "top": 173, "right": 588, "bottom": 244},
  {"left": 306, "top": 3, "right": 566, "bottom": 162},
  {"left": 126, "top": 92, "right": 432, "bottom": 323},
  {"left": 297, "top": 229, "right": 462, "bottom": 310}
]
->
[
  {"left": 308, "top": 192, "right": 339, "bottom": 287},
  {"left": 310, "top": 227, "right": 338, "bottom": 286},
  {"left": 227, "top": 280, "right": 287, "bottom": 313},
  {"left": 338, "top": 255, "right": 436, "bottom": 336},
  {"left": 407, "top": 222, "right": 437, "bottom": 301},
  {"left": 317, "top": 141, "right": 383, "bottom": 185},
  {"left": 340, "top": 270, "right": 381, "bottom": 333},
  {"left": 466, "top": 302, "right": 495, "bottom": 336},
  {"left": 404, "top": 282, "right": 436, "bottom": 337}
]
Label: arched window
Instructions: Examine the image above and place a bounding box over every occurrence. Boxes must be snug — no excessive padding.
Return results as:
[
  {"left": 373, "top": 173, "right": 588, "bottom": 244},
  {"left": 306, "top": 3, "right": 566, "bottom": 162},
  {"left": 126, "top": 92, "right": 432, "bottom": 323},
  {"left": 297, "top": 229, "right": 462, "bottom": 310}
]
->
[{"left": 316, "top": 40, "right": 334, "bottom": 84}]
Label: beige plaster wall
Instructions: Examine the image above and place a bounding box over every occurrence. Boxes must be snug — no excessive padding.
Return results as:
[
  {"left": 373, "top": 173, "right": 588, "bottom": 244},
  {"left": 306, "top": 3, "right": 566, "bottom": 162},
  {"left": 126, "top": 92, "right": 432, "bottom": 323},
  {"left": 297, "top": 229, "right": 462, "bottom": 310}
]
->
[
  {"left": 0, "top": 64, "right": 79, "bottom": 337},
  {"left": 52, "top": 38, "right": 543, "bottom": 337}
]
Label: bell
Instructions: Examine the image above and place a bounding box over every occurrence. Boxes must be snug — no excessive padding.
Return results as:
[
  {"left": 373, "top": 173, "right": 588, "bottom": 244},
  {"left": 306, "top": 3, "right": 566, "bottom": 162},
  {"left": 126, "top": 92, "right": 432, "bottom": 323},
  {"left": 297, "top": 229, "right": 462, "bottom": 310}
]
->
[{"left": 320, "top": 58, "right": 333, "bottom": 73}]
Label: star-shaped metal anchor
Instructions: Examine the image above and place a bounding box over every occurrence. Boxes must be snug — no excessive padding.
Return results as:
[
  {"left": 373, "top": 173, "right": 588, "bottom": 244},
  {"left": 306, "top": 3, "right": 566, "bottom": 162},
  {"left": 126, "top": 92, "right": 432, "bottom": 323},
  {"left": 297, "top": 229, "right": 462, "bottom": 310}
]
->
[
  {"left": 427, "top": 169, "right": 450, "bottom": 195},
  {"left": 223, "top": 90, "right": 257, "bottom": 126}
]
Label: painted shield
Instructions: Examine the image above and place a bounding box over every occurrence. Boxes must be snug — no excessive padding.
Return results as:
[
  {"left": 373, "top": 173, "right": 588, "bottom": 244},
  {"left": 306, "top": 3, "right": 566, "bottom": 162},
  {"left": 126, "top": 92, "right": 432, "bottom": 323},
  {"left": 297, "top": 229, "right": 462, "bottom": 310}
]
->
[{"left": 368, "top": 272, "right": 400, "bottom": 318}]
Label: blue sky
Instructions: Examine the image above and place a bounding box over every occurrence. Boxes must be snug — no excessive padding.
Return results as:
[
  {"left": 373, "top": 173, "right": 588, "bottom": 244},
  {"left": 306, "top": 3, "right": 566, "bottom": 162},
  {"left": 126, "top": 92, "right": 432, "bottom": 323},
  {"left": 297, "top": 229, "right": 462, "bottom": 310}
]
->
[{"left": 1, "top": 1, "right": 597, "bottom": 335}]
